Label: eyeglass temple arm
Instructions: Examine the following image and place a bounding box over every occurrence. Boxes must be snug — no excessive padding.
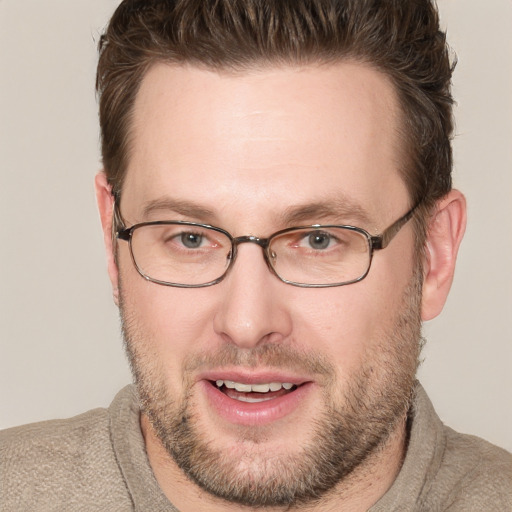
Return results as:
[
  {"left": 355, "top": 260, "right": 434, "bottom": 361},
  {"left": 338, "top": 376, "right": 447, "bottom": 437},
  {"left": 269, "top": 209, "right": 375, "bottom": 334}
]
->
[
  {"left": 370, "top": 203, "right": 420, "bottom": 250},
  {"left": 111, "top": 200, "right": 129, "bottom": 241}
]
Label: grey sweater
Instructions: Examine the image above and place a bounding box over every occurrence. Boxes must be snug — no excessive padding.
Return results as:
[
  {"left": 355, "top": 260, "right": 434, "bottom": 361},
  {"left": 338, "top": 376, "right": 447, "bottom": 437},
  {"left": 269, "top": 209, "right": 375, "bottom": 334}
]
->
[{"left": 1, "top": 384, "right": 511, "bottom": 511}]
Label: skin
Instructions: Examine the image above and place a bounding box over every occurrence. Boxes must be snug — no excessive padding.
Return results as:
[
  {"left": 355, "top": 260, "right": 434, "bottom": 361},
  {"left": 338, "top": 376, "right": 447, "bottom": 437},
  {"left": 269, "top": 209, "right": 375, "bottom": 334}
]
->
[{"left": 95, "top": 61, "right": 466, "bottom": 511}]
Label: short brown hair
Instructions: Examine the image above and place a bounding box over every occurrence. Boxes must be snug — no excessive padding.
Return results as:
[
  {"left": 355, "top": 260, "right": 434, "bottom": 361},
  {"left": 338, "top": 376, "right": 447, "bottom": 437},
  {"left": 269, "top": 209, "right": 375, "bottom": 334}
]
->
[{"left": 97, "top": 0, "right": 455, "bottom": 233}]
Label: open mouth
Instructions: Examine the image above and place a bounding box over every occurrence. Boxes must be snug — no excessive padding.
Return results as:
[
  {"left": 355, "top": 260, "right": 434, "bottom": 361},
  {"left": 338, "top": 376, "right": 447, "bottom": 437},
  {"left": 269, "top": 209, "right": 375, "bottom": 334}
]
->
[
  {"left": 203, "top": 376, "right": 313, "bottom": 424},
  {"left": 212, "top": 380, "right": 299, "bottom": 403}
]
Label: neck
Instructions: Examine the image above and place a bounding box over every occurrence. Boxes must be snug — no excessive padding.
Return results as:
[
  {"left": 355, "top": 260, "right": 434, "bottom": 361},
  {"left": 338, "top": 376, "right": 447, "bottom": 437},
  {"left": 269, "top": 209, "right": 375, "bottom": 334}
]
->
[{"left": 141, "top": 414, "right": 408, "bottom": 512}]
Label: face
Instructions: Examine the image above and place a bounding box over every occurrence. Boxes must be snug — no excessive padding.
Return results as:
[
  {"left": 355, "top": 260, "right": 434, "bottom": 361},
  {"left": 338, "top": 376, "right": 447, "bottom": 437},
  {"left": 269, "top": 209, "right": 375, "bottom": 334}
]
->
[{"left": 115, "top": 62, "right": 423, "bottom": 507}]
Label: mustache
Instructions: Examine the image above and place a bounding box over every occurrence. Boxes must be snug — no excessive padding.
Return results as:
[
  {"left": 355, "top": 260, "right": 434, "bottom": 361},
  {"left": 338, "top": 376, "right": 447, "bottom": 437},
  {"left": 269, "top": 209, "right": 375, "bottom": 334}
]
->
[{"left": 182, "top": 342, "right": 336, "bottom": 381}]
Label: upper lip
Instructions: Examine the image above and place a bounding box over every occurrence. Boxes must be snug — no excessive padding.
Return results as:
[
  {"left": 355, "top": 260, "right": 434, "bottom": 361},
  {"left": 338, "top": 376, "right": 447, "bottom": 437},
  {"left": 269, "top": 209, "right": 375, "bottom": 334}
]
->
[{"left": 197, "top": 369, "right": 312, "bottom": 386}]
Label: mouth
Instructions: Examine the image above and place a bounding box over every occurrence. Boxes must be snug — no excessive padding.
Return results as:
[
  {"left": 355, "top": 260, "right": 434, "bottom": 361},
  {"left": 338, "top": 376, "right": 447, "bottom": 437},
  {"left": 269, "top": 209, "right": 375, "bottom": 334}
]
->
[
  {"left": 200, "top": 373, "right": 312, "bottom": 425},
  {"left": 212, "top": 380, "right": 299, "bottom": 403}
]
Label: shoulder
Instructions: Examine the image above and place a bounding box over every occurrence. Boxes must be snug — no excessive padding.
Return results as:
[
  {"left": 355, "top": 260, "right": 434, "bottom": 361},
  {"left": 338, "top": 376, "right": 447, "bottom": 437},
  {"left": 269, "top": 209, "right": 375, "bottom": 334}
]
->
[
  {"left": 412, "top": 385, "right": 512, "bottom": 510},
  {"left": 434, "top": 427, "right": 512, "bottom": 510},
  {"left": 375, "top": 384, "right": 512, "bottom": 511},
  {"left": 0, "top": 395, "right": 134, "bottom": 511},
  {"left": 0, "top": 406, "right": 110, "bottom": 454}
]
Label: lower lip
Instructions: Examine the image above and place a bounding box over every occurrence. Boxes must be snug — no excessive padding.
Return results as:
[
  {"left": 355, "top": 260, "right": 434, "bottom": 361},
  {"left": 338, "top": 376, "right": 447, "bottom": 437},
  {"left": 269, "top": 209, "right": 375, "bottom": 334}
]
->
[{"left": 200, "top": 380, "right": 313, "bottom": 426}]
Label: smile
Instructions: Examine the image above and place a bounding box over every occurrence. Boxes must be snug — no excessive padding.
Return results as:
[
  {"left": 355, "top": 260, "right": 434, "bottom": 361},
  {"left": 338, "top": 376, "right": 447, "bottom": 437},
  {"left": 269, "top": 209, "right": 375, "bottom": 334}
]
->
[
  {"left": 214, "top": 380, "right": 298, "bottom": 403},
  {"left": 201, "top": 375, "right": 311, "bottom": 425}
]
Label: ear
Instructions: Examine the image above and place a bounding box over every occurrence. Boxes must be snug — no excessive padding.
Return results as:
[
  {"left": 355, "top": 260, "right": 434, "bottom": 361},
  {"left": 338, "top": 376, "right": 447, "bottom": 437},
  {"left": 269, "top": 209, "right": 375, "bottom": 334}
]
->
[
  {"left": 94, "top": 171, "right": 119, "bottom": 306},
  {"left": 421, "top": 189, "right": 467, "bottom": 321}
]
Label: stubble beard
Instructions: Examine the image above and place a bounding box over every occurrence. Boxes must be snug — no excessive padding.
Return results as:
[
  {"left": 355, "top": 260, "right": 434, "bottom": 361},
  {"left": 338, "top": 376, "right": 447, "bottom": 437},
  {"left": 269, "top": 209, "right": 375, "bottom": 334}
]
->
[{"left": 120, "top": 267, "right": 424, "bottom": 508}]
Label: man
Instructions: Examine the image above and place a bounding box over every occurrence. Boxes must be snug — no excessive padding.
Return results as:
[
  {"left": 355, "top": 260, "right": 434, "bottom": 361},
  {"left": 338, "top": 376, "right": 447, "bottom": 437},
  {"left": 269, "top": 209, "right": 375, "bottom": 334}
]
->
[{"left": 1, "top": 0, "right": 511, "bottom": 510}]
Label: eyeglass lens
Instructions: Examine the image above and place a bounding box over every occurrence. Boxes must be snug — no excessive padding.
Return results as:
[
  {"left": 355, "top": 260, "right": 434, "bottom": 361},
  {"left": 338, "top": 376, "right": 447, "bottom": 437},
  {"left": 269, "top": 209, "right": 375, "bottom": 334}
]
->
[{"left": 128, "top": 223, "right": 372, "bottom": 286}]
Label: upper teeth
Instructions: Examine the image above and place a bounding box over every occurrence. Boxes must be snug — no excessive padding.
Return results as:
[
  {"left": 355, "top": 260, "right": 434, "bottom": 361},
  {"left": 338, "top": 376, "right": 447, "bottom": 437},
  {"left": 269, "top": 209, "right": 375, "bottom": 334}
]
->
[{"left": 215, "top": 380, "right": 294, "bottom": 393}]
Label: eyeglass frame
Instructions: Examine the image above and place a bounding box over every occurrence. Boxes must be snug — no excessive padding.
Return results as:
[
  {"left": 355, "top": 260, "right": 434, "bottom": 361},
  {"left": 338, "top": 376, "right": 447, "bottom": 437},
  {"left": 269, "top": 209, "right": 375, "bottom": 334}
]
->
[{"left": 113, "top": 200, "right": 421, "bottom": 288}]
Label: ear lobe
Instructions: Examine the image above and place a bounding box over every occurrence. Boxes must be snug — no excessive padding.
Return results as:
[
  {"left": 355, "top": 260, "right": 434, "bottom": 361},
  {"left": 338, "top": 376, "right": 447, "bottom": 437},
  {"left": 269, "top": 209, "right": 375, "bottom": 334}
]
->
[
  {"left": 94, "top": 171, "right": 119, "bottom": 306},
  {"left": 421, "top": 189, "right": 467, "bottom": 321}
]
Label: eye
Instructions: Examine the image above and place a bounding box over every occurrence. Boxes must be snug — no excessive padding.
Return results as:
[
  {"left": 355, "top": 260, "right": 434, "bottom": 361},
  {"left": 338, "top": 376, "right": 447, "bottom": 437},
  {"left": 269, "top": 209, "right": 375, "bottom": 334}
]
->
[
  {"left": 307, "top": 231, "right": 332, "bottom": 250},
  {"left": 180, "top": 231, "right": 205, "bottom": 249},
  {"left": 287, "top": 228, "right": 351, "bottom": 253}
]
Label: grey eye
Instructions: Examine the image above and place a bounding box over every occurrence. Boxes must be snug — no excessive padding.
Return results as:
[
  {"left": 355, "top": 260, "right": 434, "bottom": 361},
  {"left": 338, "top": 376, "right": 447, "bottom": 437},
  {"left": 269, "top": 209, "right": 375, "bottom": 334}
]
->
[
  {"left": 180, "top": 232, "right": 203, "bottom": 248},
  {"left": 308, "top": 231, "right": 331, "bottom": 250}
]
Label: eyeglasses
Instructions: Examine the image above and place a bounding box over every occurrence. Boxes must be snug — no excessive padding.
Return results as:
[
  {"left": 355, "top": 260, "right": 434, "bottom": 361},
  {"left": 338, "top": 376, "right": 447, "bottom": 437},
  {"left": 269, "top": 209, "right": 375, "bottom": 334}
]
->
[{"left": 114, "top": 202, "right": 419, "bottom": 288}]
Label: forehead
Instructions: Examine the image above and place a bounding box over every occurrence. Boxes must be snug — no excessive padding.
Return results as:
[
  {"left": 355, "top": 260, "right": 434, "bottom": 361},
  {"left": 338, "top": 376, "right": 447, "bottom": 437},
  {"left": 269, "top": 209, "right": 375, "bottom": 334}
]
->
[{"left": 122, "top": 61, "right": 408, "bottom": 226}]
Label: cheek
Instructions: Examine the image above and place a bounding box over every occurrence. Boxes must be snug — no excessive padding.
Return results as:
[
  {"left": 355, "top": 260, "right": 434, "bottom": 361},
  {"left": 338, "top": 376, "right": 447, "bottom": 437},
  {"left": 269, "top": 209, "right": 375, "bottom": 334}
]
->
[
  {"left": 118, "top": 252, "right": 215, "bottom": 372},
  {"left": 293, "top": 290, "right": 382, "bottom": 372},
  {"left": 291, "top": 253, "right": 415, "bottom": 375}
]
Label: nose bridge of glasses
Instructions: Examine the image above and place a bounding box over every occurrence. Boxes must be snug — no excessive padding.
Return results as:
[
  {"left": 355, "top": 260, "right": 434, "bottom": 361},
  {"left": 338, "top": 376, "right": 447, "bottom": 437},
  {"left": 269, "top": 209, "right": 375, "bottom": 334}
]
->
[
  {"left": 232, "top": 235, "right": 270, "bottom": 249},
  {"left": 229, "top": 235, "right": 275, "bottom": 268}
]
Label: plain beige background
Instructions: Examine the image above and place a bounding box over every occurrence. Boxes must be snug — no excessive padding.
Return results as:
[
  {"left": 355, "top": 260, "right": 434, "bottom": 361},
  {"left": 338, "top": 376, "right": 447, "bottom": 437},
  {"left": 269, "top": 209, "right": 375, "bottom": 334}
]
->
[{"left": 1, "top": 1, "right": 511, "bottom": 452}]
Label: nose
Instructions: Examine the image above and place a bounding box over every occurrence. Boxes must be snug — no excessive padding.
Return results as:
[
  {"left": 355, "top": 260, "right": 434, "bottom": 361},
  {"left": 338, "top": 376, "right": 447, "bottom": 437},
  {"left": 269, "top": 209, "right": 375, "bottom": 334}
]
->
[{"left": 213, "top": 243, "right": 292, "bottom": 349}]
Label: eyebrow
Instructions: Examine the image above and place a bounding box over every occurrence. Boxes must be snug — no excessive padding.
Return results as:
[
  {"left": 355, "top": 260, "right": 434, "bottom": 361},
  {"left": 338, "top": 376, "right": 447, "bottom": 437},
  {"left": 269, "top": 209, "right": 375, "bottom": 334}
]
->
[
  {"left": 279, "top": 199, "right": 372, "bottom": 227},
  {"left": 141, "top": 198, "right": 216, "bottom": 222},
  {"left": 139, "top": 195, "right": 373, "bottom": 228}
]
